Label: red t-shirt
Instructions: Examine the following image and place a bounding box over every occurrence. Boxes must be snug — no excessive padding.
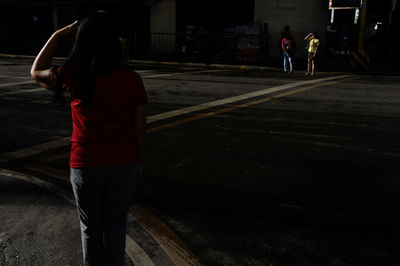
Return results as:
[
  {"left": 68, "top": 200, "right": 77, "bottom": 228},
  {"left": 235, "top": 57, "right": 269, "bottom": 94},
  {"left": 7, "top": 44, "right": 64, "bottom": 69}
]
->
[
  {"left": 281, "top": 38, "right": 293, "bottom": 52},
  {"left": 55, "top": 67, "right": 147, "bottom": 168}
]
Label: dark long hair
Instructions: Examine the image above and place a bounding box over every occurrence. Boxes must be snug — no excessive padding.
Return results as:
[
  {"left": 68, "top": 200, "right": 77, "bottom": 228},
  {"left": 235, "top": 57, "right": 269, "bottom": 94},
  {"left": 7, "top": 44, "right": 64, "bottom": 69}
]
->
[{"left": 56, "top": 11, "right": 121, "bottom": 105}]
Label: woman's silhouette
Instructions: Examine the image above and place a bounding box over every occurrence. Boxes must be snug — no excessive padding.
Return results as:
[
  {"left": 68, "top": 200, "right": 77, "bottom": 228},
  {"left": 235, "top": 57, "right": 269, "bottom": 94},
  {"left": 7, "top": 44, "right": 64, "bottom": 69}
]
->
[{"left": 31, "top": 11, "right": 147, "bottom": 265}]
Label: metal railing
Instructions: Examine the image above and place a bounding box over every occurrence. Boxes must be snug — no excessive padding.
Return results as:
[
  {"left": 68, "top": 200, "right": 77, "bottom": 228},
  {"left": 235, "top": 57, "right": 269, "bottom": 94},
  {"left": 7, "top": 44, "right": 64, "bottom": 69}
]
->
[{"left": 125, "top": 32, "right": 266, "bottom": 64}]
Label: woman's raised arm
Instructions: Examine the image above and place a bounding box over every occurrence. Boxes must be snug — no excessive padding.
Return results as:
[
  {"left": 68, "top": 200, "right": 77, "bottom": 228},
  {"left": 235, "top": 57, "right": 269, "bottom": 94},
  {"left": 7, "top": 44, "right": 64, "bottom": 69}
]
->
[
  {"left": 304, "top": 33, "right": 313, "bottom": 41},
  {"left": 31, "top": 21, "right": 78, "bottom": 89}
]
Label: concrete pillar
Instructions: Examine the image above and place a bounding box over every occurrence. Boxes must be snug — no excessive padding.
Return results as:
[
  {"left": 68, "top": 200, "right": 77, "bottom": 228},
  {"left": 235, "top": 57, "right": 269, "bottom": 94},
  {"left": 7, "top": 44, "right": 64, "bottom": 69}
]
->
[
  {"left": 150, "top": 0, "right": 176, "bottom": 53},
  {"left": 51, "top": 1, "right": 58, "bottom": 31},
  {"left": 254, "top": 0, "right": 330, "bottom": 59},
  {"left": 357, "top": 5, "right": 367, "bottom": 51}
]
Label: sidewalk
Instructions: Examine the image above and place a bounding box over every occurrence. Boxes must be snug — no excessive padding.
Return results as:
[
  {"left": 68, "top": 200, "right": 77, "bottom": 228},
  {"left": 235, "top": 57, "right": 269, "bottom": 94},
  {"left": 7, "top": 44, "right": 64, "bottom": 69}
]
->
[
  {"left": 0, "top": 170, "right": 83, "bottom": 265},
  {"left": 0, "top": 169, "right": 200, "bottom": 266},
  {"left": 1, "top": 52, "right": 399, "bottom": 75}
]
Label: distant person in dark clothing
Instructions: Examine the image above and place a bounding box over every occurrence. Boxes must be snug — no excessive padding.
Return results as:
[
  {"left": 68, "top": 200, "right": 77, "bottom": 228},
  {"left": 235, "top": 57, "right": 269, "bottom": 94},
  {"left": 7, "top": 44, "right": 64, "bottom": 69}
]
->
[{"left": 31, "top": 11, "right": 147, "bottom": 266}]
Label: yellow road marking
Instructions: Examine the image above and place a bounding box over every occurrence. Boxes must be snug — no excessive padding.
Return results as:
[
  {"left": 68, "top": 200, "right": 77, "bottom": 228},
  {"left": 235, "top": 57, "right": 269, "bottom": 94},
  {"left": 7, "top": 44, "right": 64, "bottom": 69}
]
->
[
  {"left": 148, "top": 76, "right": 362, "bottom": 134},
  {"left": 130, "top": 204, "right": 202, "bottom": 266},
  {"left": 40, "top": 152, "right": 69, "bottom": 163}
]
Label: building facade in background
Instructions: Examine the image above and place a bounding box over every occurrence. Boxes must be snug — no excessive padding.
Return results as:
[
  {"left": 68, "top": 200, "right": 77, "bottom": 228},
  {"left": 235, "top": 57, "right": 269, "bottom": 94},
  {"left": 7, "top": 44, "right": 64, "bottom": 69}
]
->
[{"left": 0, "top": 0, "right": 397, "bottom": 64}]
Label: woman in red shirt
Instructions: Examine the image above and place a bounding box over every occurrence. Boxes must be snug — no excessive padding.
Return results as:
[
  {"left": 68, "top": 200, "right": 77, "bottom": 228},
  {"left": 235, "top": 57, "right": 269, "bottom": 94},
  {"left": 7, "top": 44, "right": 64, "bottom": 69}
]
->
[
  {"left": 31, "top": 11, "right": 147, "bottom": 266},
  {"left": 281, "top": 30, "right": 295, "bottom": 74}
]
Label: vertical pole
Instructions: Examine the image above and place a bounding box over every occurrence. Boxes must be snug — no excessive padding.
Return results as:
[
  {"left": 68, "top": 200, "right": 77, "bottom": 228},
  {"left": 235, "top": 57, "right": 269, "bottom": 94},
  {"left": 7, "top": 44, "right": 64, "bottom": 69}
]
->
[
  {"left": 52, "top": 0, "right": 58, "bottom": 31},
  {"left": 388, "top": 0, "right": 395, "bottom": 29},
  {"left": 357, "top": 0, "right": 367, "bottom": 52}
]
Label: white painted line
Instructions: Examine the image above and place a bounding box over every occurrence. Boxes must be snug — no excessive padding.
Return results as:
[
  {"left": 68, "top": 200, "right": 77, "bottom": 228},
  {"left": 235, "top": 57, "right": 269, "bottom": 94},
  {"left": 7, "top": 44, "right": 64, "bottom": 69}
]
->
[
  {"left": 0, "top": 53, "right": 36, "bottom": 59},
  {"left": 135, "top": 70, "right": 154, "bottom": 74},
  {"left": 0, "top": 137, "right": 70, "bottom": 164},
  {"left": 0, "top": 168, "right": 75, "bottom": 205},
  {"left": 125, "top": 234, "right": 155, "bottom": 266},
  {"left": 0, "top": 76, "right": 32, "bottom": 79},
  {"left": 142, "top": 69, "right": 227, "bottom": 78},
  {"left": 31, "top": 100, "right": 52, "bottom": 104},
  {"left": 0, "top": 168, "right": 154, "bottom": 266},
  {"left": 0, "top": 69, "right": 225, "bottom": 96},
  {"left": 0, "top": 80, "right": 36, "bottom": 88},
  {"left": 0, "top": 87, "right": 46, "bottom": 96},
  {"left": 147, "top": 75, "right": 353, "bottom": 123},
  {"left": 0, "top": 75, "right": 354, "bottom": 163}
]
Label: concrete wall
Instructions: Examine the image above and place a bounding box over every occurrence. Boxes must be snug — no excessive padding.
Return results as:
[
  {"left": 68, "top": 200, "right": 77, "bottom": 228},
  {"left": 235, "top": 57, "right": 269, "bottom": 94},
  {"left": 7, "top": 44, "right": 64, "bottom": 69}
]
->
[
  {"left": 150, "top": 0, "right": 176, "bottom": 53},
  {"left": 255, "top": 0, "right": 329, "bottom": 59}
]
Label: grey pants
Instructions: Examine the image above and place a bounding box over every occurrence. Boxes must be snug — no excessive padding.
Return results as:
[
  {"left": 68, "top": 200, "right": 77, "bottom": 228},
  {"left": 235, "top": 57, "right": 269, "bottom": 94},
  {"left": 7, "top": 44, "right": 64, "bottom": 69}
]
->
[{"left": 70, "top": 164, "right": 139, "bottom": 266}]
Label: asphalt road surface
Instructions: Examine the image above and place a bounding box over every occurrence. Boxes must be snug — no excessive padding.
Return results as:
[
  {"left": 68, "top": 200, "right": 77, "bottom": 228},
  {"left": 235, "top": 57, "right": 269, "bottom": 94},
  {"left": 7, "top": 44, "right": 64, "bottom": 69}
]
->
[{"left": 0, "top": 57, "right": 399, "bottom": 265}]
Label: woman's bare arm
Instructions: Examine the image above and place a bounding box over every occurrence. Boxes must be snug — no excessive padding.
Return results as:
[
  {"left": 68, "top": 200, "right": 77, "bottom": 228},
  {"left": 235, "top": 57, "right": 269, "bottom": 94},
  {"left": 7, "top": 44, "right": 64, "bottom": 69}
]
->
[
  {"left": 304, "top": 33, "right": 313, "bottom": 40},
  {"left": 31, "top": 21, "right": 78, "bottom": 89}
]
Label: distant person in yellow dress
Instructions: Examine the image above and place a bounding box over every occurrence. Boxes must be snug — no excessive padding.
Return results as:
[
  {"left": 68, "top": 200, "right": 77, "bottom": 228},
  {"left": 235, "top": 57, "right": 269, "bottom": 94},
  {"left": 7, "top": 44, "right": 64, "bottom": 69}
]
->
[{"left": 304, "top": 32, "right": 320, "bottom": 76}]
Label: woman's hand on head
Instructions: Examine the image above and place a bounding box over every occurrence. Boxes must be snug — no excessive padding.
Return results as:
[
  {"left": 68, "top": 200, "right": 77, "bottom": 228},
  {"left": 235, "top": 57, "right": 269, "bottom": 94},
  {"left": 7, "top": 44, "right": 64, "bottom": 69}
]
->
[
  {"left": 54, "top": 20, "right": 79, "bottom": 39},
  {"left": 31, "top": 20, "right": 78, "bottom": 89}
]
